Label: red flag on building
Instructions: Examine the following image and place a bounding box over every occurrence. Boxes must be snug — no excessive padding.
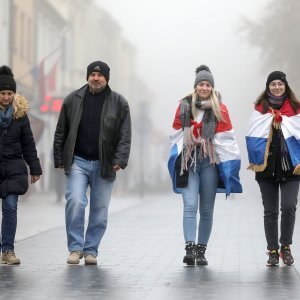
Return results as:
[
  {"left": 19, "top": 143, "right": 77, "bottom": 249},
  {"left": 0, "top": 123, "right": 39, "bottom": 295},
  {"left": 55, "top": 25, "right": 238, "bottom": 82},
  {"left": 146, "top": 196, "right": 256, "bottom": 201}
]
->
[{"left": 47, "top": 60, "right": 59, "bottom": 92}]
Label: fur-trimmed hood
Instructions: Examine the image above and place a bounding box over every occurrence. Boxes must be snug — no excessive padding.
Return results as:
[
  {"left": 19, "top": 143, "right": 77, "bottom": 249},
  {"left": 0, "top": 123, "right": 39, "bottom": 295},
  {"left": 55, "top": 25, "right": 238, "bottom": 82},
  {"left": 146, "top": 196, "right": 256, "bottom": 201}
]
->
[{"left": 13, "top": 93, "right": 29, "bottom": 119}]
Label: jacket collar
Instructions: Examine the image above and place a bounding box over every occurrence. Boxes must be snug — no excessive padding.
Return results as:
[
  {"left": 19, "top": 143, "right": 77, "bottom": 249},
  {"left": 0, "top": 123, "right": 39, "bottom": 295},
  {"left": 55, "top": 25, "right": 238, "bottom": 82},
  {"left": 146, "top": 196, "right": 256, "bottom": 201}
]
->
[{"left": 13, "top": 93, "right": 29, "bottom": 119}]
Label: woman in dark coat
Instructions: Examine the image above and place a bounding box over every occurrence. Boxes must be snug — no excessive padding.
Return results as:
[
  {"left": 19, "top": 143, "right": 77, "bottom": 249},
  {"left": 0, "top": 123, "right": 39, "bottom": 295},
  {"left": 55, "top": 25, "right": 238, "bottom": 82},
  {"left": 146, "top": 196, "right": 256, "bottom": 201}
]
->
[
  {"left": 246, "top": 71, "right": 300, "bottom": 266},
  {"left": 0, "top": 65, "right": 42, "bottom": 265}
]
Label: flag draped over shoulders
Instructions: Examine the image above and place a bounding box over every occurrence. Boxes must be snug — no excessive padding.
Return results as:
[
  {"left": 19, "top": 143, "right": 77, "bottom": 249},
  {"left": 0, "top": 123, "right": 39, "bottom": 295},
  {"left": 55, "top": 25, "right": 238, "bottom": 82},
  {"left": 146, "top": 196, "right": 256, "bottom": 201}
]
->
[
  {"left": 246, "top": 100, "right": 300, "bottom": 174},
  {"left": 168, "top": 102, "right": 242, "bottom": 196}
]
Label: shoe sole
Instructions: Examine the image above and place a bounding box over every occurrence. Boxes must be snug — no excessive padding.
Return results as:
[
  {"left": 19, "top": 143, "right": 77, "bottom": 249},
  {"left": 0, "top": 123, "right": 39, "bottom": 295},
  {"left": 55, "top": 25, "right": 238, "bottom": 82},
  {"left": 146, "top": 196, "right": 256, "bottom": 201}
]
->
[
  {"left": 196, "top": 261, "right": 208, "bottom": 266},
  {"left": 266, "top": 263, "right": 279, "bottom": 267},
  {"left": 67, "top": 261, "right": 80, "bottom": 265},
  {"left": 1, "top": 261, "right": 20, "bottom": 265},
  {"left": 84, "top": 261, "right": 97, "bottom": 265}
]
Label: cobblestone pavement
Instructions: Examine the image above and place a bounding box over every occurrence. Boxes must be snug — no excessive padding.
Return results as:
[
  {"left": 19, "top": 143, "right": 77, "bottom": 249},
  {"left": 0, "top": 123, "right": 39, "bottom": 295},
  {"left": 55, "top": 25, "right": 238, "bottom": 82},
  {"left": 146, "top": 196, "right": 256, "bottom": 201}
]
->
[{"left": 1, "top": 192, "right": 300, "bottom": 299}]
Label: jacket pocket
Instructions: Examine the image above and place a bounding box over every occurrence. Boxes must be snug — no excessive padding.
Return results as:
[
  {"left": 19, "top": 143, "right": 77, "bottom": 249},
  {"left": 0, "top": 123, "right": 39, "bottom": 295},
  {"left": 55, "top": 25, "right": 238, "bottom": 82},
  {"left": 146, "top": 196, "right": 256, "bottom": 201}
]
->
[{"left": 103, "top": 116, "right": 119, "bottom": 140}]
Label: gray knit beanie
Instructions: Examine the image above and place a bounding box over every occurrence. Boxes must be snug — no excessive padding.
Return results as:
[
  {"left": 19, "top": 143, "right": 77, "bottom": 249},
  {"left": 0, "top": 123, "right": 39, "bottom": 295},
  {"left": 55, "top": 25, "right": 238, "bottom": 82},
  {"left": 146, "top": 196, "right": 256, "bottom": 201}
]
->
[{"left": 194, "top": 65, "right": 214, "bottom": 88}]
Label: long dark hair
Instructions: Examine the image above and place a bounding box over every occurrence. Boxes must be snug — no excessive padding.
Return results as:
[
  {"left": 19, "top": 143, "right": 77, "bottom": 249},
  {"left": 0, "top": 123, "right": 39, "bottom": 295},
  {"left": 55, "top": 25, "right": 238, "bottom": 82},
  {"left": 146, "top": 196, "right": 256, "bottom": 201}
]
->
[{"left": 255, "top": 84, "right": 300, "bottom": 113}]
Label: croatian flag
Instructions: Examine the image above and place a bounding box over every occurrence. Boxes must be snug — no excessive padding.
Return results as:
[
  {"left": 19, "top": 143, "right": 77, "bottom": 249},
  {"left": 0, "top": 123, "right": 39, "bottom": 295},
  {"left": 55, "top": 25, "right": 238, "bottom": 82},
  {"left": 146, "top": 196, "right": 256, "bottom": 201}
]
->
[
  {"left": 246, "top": 101, "right": 300, "bottom": 172},
  {"left": 168, "top": 103, "right": 242, "bottom": 195}
]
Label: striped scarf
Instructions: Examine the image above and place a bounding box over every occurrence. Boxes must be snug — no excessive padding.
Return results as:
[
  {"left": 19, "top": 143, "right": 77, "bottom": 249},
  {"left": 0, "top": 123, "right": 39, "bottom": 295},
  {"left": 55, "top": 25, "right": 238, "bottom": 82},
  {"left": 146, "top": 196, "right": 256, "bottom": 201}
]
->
[
  {"left": 169, "top": 102, "right": 242, "bottom": 196},
  {"left": 180, "top": 98, "right": 216, "bottom": 174},
  {"left": 267, "top": 92, "right": 287, "bottom": 109}
]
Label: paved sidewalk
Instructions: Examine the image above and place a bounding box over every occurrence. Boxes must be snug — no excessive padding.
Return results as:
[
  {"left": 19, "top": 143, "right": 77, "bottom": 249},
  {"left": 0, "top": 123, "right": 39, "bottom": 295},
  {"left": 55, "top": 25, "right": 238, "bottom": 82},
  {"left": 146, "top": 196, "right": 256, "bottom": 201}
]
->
[
  {"left": 1, "top": 191, "right": 300, "bottom": 299},
  {"left": 16, "top": 192, "right": 142, "bottom": 241}
]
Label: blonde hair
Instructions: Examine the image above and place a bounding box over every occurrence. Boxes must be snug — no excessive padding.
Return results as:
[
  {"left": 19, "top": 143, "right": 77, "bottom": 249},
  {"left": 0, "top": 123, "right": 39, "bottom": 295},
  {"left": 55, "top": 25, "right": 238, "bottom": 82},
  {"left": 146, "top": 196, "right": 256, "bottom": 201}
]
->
[{"left": 191, "top": 88, "right": 223, "bottom": 121}]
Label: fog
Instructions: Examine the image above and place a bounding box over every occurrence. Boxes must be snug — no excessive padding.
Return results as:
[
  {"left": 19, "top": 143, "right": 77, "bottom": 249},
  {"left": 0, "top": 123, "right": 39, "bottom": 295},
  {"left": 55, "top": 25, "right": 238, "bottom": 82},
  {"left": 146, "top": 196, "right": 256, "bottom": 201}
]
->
[
  {"left": 96, "top": 0, "right": 268, "bottom": 123},
  {"left": 0, "top": 0, "right": 272, "bottom": 200},
  {"left": 96, "top": 0, "right": 271, "bottom": 192},
  {"left": 1, "top": 0, "right": 277, "bottom": 200},
  {"left": 2, "top": 2, "right": 300, "bottom": 296}
]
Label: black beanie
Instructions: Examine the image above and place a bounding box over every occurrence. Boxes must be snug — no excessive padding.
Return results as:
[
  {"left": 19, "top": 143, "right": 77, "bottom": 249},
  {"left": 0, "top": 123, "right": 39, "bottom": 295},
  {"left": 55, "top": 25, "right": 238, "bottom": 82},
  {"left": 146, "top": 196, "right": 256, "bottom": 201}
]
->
[
  {"left": 0, "top": 65, "right": 16, "bottom": 93},
  {"left": 266, "top": 71, "right": 288, "bottom": 87},
  {"left": 86, "top": 61, "right": 110, "bottom": 81}
]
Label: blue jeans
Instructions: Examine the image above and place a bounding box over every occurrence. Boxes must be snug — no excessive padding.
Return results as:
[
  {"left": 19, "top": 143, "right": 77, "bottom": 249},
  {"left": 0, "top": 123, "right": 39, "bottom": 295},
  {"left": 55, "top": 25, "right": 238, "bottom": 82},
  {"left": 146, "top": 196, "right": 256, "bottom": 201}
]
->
[
  {"left": 181, "top": 157, "right": 219, "bottom": 246},
  {"left": 65, "top": 156, "right": 113, "bottom": 257},
  {"left": 1, "top": 193, "right": 18, "bottom": 252}
]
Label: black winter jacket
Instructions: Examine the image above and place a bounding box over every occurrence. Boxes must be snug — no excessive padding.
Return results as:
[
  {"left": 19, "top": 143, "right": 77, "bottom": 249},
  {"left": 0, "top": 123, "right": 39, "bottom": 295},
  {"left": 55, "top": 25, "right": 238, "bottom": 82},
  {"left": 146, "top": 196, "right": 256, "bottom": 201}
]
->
[
  {"left": 0, "top": 94, "right": 42, "bottom": 198},
  {"left": 53, "top": 85, "right": 131, "bottom": 180}
]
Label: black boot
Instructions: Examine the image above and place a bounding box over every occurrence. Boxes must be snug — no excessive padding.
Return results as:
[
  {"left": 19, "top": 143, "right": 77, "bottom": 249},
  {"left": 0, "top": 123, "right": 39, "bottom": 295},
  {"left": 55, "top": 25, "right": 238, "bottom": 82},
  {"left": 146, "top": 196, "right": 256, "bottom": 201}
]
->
[
  {"left": 195, "top": 244, "right": 208, "bottom": 265},
  {"left": 183, "top": 242, "right": 195, "bottom": 265}
]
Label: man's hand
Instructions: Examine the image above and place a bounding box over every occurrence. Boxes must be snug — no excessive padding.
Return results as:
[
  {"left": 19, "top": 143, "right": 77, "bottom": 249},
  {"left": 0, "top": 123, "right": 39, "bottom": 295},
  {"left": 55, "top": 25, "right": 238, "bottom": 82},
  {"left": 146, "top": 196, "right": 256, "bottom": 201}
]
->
[
  {"left": 113, "top": 164, "right": 121, "bottom": 172},
  {"left": 31, "top": 175, "right": 40, "bottom": 184}
]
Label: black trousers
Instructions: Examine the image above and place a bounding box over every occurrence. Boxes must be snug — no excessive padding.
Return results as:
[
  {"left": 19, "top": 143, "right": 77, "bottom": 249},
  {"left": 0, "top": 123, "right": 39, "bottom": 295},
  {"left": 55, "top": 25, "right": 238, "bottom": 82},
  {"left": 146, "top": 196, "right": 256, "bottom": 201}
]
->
[{"left": 258, "top": 180, "right": 299, "bottom": 250}]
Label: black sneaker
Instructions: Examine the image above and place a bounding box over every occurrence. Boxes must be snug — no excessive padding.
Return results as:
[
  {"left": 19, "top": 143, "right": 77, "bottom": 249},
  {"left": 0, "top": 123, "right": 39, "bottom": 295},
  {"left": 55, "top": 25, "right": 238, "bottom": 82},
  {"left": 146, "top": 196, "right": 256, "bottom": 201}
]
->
[
  {"left": 266, "top": 249, "right": 279, "bottom": 266},
  {"left": 280, "top": 245, "right": 294, "bottom": 266},
  {"left": 195, "top": 244, "right": 208, "bottom": 265},
  {"left": 183, "top": 242, "right": 195, "bottom": 265}
]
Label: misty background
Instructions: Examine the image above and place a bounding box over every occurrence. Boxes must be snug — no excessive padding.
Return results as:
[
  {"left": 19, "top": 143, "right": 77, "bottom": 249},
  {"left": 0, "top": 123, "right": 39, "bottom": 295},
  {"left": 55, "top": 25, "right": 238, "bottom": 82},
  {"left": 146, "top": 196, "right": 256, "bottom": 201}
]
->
[{"left": 1, "top": 0, "right": 299, "bottom": 201}]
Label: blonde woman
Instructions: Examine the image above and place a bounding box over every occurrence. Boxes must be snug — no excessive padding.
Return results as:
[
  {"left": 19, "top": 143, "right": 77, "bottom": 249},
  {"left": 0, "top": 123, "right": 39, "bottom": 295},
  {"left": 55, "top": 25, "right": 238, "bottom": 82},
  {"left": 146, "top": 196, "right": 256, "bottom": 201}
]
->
[
  {"left": 0, "top": 65, "right": 42, "bottom": 265},
  {"left": 168, "top": 65, "right": 242, "bottom": 266}
]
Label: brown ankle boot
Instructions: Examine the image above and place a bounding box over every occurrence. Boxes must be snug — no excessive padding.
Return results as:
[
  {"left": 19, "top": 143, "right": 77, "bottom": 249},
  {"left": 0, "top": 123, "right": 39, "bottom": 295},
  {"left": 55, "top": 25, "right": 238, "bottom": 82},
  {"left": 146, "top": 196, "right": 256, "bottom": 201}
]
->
[
  {"left": 67, "top": 251, "right": 83, "bottom": 264},
  {"left": 84, "top": 254, "right": 97, "bottom": 265},
  {"left": 2, "top": 251, "right": 21, "bottom": 265}
]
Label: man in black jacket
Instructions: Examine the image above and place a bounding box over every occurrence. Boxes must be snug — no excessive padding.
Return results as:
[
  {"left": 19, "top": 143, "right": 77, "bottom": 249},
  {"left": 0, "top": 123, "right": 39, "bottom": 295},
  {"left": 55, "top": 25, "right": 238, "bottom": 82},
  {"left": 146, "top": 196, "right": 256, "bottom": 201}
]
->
[{"left": 53, "top": 61, "right": 131, "bottom": 265}]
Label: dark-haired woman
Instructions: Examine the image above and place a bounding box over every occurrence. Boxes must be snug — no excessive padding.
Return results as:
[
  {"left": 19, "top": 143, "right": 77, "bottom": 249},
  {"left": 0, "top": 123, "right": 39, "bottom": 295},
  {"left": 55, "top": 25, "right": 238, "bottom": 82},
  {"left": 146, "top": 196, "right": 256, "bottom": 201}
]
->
[
  {"left": 246, "top": 71, "right": 300, "bottom": 266},
  {"left": 168, "top": 65, "right": 242, "bottom": 266},
  {"left": 0, "top": 65, "right": 42, "bottom": 265}
]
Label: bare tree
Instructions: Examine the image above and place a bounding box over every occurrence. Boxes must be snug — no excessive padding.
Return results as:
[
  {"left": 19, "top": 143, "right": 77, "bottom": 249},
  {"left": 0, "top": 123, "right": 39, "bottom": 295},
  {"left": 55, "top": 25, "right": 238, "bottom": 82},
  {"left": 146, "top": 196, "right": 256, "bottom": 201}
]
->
[{"left": 241, "top": 0, "right": 300, "bottom": 90}]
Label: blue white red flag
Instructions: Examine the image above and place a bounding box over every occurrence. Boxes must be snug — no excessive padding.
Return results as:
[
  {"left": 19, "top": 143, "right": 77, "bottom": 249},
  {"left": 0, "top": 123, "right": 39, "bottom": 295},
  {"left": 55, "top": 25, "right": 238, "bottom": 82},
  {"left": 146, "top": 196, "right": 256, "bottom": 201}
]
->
[
  {"left": 246, "top": 100, "right": 300, "bottom": 174},
  {"left": 168, "top": 103, "right": 242, "bottom": 195}
]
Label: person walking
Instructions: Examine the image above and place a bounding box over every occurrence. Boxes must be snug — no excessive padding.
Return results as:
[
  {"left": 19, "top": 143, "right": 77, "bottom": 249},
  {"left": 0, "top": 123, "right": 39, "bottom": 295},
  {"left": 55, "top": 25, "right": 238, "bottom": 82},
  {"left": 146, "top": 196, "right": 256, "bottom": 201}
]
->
[
  {"left": 246, "top": 71, "right": 300, "bottom": 266},
  {"left": 168, "top": 65, "right": 242, "bottom": 266},
  {"left": 0, "top": 65, "right": 42, "bottom": 265},
  {"left": 53, "top": 61, "right": 131, "bottom": 265}
]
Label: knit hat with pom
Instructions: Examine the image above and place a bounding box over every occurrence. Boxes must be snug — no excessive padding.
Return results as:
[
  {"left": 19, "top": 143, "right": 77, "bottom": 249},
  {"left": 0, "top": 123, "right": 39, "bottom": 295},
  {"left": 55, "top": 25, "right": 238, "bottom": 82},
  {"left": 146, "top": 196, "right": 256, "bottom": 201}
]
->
[{"left": 194, "top": 65, "right": 214, "bottom": 88}]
